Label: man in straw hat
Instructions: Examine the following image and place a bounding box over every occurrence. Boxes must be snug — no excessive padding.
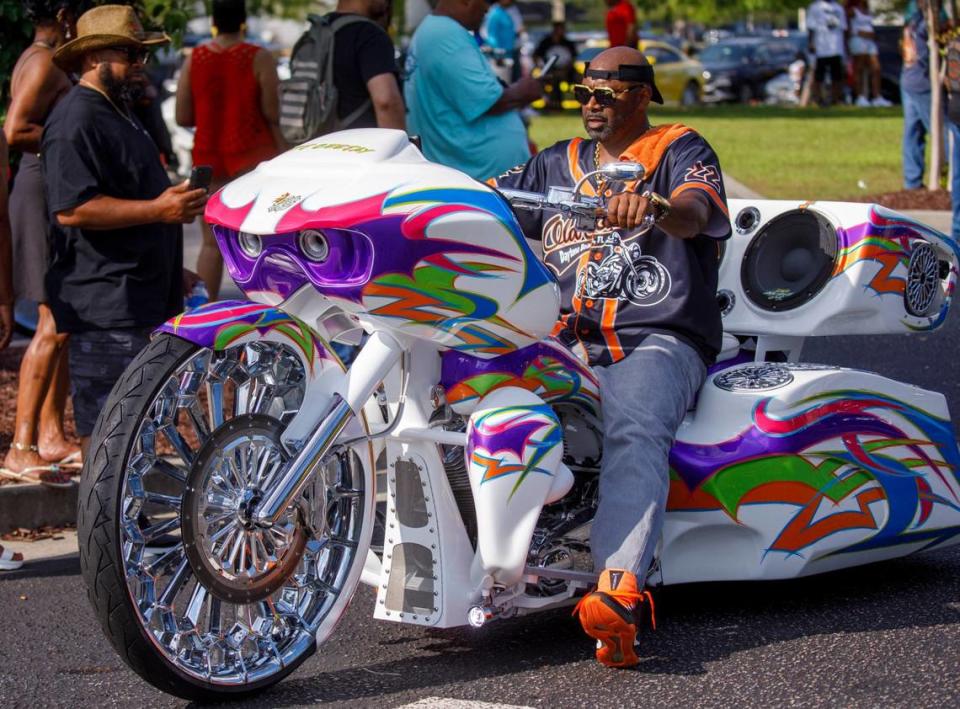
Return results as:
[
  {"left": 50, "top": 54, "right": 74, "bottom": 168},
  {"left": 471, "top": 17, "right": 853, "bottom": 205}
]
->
[{"left": 41, "top": 4, "right": 207, "bottom": 456}]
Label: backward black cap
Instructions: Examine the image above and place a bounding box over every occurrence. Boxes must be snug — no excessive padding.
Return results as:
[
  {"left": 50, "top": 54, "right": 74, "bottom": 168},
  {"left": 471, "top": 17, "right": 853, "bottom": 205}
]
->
[{"left": 583, "top": 62, "right": 664, "bottom": 104}]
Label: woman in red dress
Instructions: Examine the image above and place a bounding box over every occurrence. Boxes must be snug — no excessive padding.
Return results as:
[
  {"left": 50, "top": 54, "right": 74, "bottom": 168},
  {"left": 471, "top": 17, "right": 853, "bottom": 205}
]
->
[{"left": 175, "top": 0, "right": 285, "bottom": 299}]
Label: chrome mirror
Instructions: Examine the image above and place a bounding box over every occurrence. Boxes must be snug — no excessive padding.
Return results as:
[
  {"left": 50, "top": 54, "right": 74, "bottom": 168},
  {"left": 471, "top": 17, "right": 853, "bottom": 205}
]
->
[{"left": 599, "top": 162, "right": 645, "bottom": 182}]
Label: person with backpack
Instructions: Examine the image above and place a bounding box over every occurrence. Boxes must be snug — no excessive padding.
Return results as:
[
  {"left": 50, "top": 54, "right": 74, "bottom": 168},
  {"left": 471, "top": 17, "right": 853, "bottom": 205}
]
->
[{"left": 279, "top": 0, "right": 404, "bottom": 144}]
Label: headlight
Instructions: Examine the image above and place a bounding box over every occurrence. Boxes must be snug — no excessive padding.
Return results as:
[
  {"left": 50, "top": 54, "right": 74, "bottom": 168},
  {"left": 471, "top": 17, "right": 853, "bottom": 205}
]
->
[
  {"left": 702, "top": 70, "right": 711, "bottom": 80},
  {"left": 238, "top": 231, "right": 263, "bottom": 258},
  {"left": 298, "top": 229, "right": 329, "bottom": 262}
]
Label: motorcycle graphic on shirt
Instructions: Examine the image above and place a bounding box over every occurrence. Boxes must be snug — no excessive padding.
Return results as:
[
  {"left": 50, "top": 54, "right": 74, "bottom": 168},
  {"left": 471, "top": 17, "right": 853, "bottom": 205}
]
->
[{"left": 575, "top": 230, "right": 671, "bottom": 306}]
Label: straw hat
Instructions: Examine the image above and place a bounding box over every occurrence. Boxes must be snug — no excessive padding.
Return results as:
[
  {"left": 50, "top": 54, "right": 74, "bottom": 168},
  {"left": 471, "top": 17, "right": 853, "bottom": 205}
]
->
[{"left": 53, "top": 5, "right": 170, "bottom": 72}]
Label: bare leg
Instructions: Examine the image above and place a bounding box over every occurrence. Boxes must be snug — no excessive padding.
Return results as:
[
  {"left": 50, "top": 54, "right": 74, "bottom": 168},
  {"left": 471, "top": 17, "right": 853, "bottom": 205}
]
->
[
  {"left": 37, "top": 344, "right": 79, "bottom": 463},
  {"left": 80, "top": 436, "right": 90, "bottom": 463},
  {"left": 4, "top": 305, "right": 68, "bottom": 473},
  {"left": 852, "top": 55, "right": 866, "bottom": 101},
  {"left": 196, "top": 216, "right": 223, "bottom": 301},
  {"left": 869, "top": 55, "right": 882, "bottom": 99}
]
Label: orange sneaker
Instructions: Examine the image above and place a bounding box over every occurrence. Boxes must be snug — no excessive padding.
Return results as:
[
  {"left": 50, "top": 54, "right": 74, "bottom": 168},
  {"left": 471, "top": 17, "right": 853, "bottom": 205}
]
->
[{"left": 573, "top": 569, "right": 656, "bottom": 668}]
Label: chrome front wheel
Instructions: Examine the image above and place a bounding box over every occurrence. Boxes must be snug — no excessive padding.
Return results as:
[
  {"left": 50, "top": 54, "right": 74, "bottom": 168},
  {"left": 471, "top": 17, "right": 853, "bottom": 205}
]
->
[{"left": 78, "top": 334, "right": 372, "bottom": 701}]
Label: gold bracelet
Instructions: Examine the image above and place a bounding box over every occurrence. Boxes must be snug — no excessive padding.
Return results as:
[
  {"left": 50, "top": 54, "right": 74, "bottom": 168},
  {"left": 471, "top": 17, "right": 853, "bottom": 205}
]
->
[{"left": 642, "top": 190, "right": 672, "bottom": 221}]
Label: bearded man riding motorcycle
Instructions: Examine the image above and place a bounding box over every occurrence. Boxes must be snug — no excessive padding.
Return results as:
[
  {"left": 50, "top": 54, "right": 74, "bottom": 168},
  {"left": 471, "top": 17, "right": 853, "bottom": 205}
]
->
[{"left": 490, "top": 46, "right": 731, "bottom": 667}]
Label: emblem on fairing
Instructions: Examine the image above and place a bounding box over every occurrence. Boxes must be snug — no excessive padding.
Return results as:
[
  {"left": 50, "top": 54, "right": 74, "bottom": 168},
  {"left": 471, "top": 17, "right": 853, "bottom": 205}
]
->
[{"left": 268, "top": 192, "right": 302, "bottom": 213}]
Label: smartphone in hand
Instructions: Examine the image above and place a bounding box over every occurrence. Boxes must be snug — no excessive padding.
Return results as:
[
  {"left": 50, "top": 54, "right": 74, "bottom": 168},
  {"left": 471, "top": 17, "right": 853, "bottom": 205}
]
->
[
  {"left": 540, "top": 54, "right": 559, "bottom": 76},
  {"left": 188, "top": 165, "right": 214, "bottom": 192}
]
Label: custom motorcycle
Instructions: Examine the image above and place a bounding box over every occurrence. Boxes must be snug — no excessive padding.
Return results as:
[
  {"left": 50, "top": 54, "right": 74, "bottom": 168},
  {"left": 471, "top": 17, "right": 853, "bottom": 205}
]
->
[{"left": 78, "top": 129, "right": 960, "bottom": 700}]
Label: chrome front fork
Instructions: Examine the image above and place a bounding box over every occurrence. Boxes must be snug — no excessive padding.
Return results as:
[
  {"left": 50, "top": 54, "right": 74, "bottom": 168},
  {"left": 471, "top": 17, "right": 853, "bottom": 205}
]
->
[{"left": 253, "top": 330, "right": 403, "bottom": 526}]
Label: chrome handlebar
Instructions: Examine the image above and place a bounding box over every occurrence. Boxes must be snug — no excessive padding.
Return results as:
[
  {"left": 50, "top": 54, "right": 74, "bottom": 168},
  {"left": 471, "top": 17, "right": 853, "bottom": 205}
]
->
[{"left": 498, "top": 161, "right": 654, "bottom": 233}]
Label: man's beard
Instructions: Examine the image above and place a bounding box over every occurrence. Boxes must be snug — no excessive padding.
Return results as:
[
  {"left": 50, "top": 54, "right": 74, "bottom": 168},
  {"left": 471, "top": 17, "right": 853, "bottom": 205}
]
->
[
  {"left": 97, "top": 63, "right": 140, "bottom": 105},
  {"left": 583, "top": 110, "right": 618, "bottom": 142}
]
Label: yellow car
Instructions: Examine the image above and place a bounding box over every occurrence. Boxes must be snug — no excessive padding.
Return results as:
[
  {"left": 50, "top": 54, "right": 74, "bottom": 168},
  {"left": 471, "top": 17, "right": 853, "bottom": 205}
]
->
[{"left": 533, "top": 39, "right": 705, "bottom": 109}]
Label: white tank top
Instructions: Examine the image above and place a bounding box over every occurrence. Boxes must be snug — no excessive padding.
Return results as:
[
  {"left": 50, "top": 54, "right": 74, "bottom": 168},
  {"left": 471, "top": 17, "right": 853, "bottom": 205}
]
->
[{"left": 851, "top": 8, "right": 873, "bottom": 36}]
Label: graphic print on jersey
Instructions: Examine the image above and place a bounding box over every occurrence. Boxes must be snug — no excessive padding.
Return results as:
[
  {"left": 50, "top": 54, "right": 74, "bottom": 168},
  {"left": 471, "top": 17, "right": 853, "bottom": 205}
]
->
[{"left": 575, "top": 231, "right": 671, "bottom": 307}]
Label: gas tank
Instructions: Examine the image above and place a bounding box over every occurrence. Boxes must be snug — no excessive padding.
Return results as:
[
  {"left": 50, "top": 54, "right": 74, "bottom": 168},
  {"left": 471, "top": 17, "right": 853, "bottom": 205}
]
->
[{"left": 206, "top": 129, "right": 560, "bottom": 358}]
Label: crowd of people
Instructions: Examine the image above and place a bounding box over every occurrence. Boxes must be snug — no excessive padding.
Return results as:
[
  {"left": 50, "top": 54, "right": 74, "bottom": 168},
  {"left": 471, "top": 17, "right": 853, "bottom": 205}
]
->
[{"left": 802, "top": 0, "right": 892, "bottom": 108}]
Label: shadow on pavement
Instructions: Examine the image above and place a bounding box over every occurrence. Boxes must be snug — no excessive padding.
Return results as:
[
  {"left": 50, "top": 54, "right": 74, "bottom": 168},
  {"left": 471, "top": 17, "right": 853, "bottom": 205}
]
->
[
  {"left": 202, "top": 547, "right": 960, "bottom": 707},
  {"left": 1, "top": 552, "right": 79, "bottom": 581}
]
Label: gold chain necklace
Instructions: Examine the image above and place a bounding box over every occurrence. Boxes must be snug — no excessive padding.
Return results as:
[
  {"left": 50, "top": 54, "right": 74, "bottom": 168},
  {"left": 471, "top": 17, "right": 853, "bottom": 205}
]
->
[
  {"left": 78, "top": 79, "right": 140, "bottom": 131},
  {"left": 592, "top": 141, "right": 607, "bottom": 197}
]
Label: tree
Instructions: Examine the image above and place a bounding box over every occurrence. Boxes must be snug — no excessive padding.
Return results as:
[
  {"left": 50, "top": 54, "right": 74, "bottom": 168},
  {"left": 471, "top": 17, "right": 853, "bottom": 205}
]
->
[
  {"left": 0, "top": 1, "right": 36, "bottom": 111},
  {"left": 926, "top": 0, "right": 944, "bottom": 191}
]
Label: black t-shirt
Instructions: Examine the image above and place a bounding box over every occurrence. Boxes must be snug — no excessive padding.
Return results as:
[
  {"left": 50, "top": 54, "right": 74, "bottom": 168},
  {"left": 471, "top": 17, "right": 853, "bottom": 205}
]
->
[
  {"left": 534, "top": 35, "right": 578, "bottom": 72},
  {"left": 328, "top": 12, "right": 399, "bottom": 127},
  {"left": 491, "top": 127, "right": 730, "bottom": 366},
  {"left": 42, "top": 85, "right": 183, "bottom": 333}
]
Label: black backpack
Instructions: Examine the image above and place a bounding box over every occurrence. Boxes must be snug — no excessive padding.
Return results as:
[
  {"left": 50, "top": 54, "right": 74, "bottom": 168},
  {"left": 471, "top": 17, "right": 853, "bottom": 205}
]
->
[{"left": 279, "top": 13, "right": 377, "bottom": 144}]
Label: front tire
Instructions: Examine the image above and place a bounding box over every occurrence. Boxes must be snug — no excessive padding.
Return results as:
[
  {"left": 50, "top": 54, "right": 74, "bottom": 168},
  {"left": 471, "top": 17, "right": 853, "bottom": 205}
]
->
[{"left": 78, "top": 334, "right": 372, "bottom": 700}]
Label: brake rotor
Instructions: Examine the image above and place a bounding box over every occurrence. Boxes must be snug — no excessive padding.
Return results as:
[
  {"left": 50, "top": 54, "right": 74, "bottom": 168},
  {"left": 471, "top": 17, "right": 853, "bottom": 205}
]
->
[{"left": 181, "top": 414, "right": 307, "bottom": 604}]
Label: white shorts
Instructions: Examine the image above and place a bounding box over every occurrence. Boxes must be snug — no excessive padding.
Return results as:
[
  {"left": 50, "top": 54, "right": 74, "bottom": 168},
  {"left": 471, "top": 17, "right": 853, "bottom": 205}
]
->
[{"left": 849, "top": 37, "right": 878, "bottom": 56}]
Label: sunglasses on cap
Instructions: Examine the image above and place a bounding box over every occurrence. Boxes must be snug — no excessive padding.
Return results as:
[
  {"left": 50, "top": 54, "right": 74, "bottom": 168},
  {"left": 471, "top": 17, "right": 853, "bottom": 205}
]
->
[
  {"left": 571, "top": 83, "right": 643, "bottom": 107},
  {"left": 106, "top": 46, "right": 151, "bottom": 65}
]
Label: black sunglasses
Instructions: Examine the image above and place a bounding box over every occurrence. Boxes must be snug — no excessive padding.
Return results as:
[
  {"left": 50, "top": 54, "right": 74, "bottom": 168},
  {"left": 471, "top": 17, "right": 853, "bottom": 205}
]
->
[
  {"left": 572, "top": 83, "right": 642, "bottom": 107},
  {"left": 107, "top": 46, "right": 150, "bottom": 65}
]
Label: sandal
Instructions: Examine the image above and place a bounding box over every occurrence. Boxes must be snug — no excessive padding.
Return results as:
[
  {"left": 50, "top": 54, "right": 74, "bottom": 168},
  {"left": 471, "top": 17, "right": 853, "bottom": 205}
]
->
[
  {"left": 0, "top": 547, "right": 24, "bottom": 571},
  {"left": 0, "top": 465, "right": 76, "bottom": 489},
  {"left": 52, "top": 450, "right": 83, "bottom": 469}
]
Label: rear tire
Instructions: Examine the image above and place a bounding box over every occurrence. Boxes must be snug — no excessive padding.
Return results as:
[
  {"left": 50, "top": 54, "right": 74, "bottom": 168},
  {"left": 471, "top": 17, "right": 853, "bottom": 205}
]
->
[{"left": 78, "top": 334, "right": 371, "bottom": 700}]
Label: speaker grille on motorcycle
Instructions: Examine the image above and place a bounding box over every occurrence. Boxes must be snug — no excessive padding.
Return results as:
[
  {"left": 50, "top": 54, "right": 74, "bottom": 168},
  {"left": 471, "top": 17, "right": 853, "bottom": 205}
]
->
[
  {"left": 904, "top": 242, "right": 941, "bottom": 317},
  {"left": 740, "top": 209, "right": 838, "bottom": 312}
]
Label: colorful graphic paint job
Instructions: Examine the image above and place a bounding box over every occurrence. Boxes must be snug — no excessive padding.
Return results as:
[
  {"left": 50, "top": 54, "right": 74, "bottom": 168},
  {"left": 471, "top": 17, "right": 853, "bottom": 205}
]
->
[
  {"left": 363, "top": 187, "right": 557, "bottom": 355},
  {"left": 441, "top": 339, "right": 600, "bottom": 416},
  {"left": 158, "top": 300, "right": 331, "bottom": 370},
  {"left": 668, "top": 389, "right": 960, "bottom": 559},
  {"left": 467, "top": 404, "right": 562, "bottom": 500},
  {"left": 835, "top": 205, "right": 960, "bottom": 330},
  {"left": 212, "top": 186, "right": 559, "bottom": 356}
]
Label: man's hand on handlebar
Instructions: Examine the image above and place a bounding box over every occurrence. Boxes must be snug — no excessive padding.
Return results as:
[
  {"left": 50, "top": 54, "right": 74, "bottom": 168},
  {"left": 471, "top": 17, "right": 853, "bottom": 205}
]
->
[{"left": 604, "top": 192, "right": 651, "bottom": 230}]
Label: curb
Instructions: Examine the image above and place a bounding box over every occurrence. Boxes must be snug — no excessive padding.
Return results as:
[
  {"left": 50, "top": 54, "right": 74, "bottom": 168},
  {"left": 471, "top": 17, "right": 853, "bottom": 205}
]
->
[
  {"left": 724, "top": 174, "right": 764, "bottom": 200},
  {"left": 0, "top": 482, "right": 78, "bottom": 534}
]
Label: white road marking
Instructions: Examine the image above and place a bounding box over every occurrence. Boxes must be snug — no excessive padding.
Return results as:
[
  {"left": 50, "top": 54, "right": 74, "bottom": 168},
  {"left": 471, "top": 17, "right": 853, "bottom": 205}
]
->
[{"left": 396, "top": 699, "right": 533, "bottom": 709}]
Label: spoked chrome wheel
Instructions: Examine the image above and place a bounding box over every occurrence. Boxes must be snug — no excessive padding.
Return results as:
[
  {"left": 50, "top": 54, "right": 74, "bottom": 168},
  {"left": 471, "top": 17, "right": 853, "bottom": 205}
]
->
[{"left": 79, "top": 335, "right": 372, "bottom": 700}]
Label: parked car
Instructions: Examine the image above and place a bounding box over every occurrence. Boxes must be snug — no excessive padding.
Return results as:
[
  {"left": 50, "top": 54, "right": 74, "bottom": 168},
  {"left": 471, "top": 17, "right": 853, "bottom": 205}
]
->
[
  {"left": 698, "top": 37, "right": 799, "bottom": 103},
  {"left": 571, "top": 40, "right": 705, "bottom": 106}
]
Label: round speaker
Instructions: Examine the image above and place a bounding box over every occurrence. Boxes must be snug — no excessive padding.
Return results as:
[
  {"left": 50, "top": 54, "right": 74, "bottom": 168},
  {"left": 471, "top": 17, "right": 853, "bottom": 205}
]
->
[{"left": 740, "top": 209, "right": 838, "bottom": 312}]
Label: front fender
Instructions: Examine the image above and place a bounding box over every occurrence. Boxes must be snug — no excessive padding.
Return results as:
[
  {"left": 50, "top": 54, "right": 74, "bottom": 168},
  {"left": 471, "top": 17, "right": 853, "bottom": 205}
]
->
[
  {"left": 157, "top": 300, "right": 331, "bottom": 364},
  {"left": 157, "top": 300, "right": 351, "bottom": 444}
]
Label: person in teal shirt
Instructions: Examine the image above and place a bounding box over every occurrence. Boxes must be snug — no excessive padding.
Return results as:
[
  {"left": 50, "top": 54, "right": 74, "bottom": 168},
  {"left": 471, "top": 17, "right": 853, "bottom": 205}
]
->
[
  {"left": 484, "top": 0, "right": 517, "bottom": 54},
  {"left": 404, "top": 0, "right": 541, "bottom": 181}
]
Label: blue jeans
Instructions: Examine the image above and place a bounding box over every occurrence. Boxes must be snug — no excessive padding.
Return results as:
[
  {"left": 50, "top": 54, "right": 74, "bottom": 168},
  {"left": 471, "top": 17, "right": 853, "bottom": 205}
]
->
[
  {"left": 902, "top": 88, "right": 932, "bottom": 189},
  {"left": 951, "top": 122, "right": 960, "bottom": 240},
  {"left": 591, "top": 334, "right": 706, "bottom": 580}
]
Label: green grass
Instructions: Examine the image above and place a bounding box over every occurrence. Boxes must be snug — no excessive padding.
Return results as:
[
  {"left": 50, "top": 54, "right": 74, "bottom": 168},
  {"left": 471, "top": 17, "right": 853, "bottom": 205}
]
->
[{"left": 528, "top": 105, "right": 906, "bottom": 200}]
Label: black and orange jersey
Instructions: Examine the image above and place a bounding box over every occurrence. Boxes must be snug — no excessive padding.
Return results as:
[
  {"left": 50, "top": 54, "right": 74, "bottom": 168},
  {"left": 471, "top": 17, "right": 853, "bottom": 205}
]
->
[{"left": 489, "top": 124, "right": 730, "bottom": 367}]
